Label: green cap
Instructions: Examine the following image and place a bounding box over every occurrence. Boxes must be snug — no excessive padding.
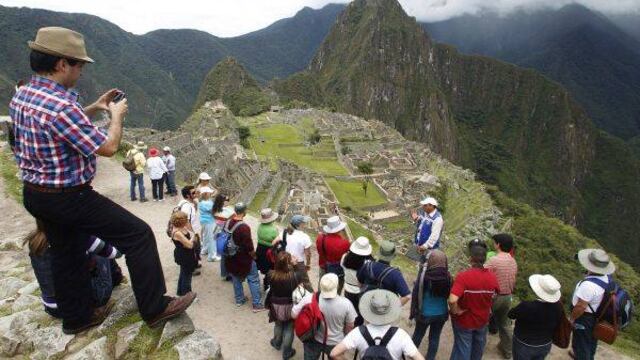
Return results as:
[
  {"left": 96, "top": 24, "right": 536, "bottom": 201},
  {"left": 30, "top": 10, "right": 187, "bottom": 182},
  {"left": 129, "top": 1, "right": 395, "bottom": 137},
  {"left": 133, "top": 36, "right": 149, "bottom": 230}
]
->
[{"left": 378, "top": 241, "right": 396, "bottom": 263}]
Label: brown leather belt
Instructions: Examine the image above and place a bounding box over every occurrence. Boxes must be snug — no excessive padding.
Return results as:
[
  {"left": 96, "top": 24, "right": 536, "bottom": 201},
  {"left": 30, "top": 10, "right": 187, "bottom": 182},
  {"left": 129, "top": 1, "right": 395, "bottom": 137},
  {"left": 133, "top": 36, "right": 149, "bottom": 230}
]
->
[{"left": 24, "top": 182, "right": 91, "bottom": 194}]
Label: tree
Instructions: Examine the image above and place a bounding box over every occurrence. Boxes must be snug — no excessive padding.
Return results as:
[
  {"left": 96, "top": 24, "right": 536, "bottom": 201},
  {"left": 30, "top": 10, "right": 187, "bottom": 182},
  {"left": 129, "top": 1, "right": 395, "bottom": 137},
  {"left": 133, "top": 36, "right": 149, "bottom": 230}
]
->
[
  {"left": 237, "top": 126, "right": 251, "bottom": 148},
  {"left": 308, "top": 128, "right": 321, "bottom": 145},
  {"left": 357, "top": 162, "right": 374, "bottom": 175},
  {"left": 362, "top": 179, "right": 369, "bottom": 197}
]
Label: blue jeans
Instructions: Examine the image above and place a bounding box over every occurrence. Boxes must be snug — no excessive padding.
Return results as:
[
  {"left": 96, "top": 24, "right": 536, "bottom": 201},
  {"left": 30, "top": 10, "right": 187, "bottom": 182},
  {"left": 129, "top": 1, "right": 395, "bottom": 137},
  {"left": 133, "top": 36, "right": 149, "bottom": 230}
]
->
[
  {"left": 231, "top": 261, "right": 262, "bottom": 306},
  {"left": 513, "top": 337, "right": 551, "bottom": 360},
  {"left": 177, "top": 265, "right": 194, "bottom": 296},
  {"left": 450, "top": 321, "right": 488, "bottom": 360},
  {"left": 165, "top": 170, "right": 177, "bottom": 194},
  {"left": 413, "top": 314, "right": 448, "bottom": 360},
  {"left": 129, "top": 172, "right": 145, "bottom": 200},
  {"left": 572, "top": 314, "right": 597, "bottom": 360},
  {"left": 91, "top": 256, "right": 113, "bottom": 307}
]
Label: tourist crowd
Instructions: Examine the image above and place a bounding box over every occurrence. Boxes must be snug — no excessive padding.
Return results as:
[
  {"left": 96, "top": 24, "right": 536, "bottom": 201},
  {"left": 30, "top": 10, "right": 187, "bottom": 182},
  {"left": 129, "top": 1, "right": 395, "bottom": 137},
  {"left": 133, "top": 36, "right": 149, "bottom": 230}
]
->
[{"left": 10, "top": 26, "right": 632, "bottom": 360}]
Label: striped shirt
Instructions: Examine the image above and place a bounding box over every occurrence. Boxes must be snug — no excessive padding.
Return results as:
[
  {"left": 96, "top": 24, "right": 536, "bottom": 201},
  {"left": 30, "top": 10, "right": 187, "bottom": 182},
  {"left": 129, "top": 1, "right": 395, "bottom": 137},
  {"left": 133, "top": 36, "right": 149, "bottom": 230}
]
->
[
  {"left": 485, "top": 252, "right": 518, "bottom": 295},
  {"left": 451, "top": 267, "right": 500, "bottom": 329}
]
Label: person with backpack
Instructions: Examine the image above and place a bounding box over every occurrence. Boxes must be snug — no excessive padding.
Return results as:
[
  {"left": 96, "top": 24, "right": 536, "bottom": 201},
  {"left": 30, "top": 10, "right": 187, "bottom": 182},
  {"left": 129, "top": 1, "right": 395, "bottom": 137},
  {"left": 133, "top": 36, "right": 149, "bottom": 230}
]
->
[
  {"left": 356, "top": 241, "right": 412, "bottom": 306},
  {"left": 146, "top": 147, "right": 168, "bottom": 202},
  {"left": 410, "top": 249, "right": 451, "bottom": 360},
  {"left": 125, "top": 141, "right": 148, "bottom": 202},
  {"left": 273, "top": 215, "right": 313, "bottom": 291},
  {"left": 257, "top": 208, "right": 280, "bottom": 291},
  {"left": 292, "top": 273, "right": 357, "bottom": 360},
  {"left": 341, "top": 236, "right": 374, "bottom": 326},
  {"left": 198, "top": 187, "right": 220, "bottom": 262},
  {"left": 448, "top": 240, "right": 500, "bottom": 360},
  {"left": 570, "top": 249, "right": 623, "bottom": 359},
  {"left": 225, "top": 203, "right": 266, "bottom": 312},
  {"left": 267, "top": 252, "right": 300, "bottom": 360},
  {"left": 212, "top": 194, "right": 233, "bottom": 281},
  {"left": 316, "top": 216, "right": 351, "bottom": 295},
  {"left": 508, "top": 274, "right": 562, "bottom": 360},
  {"left": 330, "top": 289, "right": 424, "bottom": 360},
  {"left": 170, "top": 211, "right": 197, "bottom": 296}
]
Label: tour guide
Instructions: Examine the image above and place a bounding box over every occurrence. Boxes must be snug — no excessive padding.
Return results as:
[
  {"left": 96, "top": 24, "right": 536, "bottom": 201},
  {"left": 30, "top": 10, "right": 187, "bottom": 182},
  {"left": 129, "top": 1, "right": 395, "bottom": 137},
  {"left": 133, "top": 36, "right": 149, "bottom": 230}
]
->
[
  {"left": 10, "top": 27, "right": 195, "bottom": 334},
  {"left": 411, "top": 197, "right": 444, "bottom": 253}
]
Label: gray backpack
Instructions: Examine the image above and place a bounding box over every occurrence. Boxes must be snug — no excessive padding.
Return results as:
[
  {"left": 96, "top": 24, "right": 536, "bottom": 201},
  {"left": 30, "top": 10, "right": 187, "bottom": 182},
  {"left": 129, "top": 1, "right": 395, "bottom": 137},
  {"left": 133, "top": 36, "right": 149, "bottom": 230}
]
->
[{"left": 221, "top": 220, "right": 244, "bottom": 257}]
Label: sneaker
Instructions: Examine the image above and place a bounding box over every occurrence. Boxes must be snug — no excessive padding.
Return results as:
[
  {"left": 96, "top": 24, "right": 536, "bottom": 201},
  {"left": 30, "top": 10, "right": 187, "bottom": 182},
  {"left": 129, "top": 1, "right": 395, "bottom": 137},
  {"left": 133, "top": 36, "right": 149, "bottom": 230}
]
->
[
  {"left": 283, "top": 349, "right": 296, "bottom": 360},
  {"left": 213, "top": 256, "right": 222, "bottom": 262},
  {"left": 270, "top": 338, "right": 281, "bottom": 350},
  {"left": 159, "top": 199, "right": 164, "bottom": 202},
  {"left": 131, "top": 198, "right": 137, "bottom": 202},
  {"left": 252, "top": 304, "right": 267, "bottom": 313},
  {"left": 147, "top": 292, "right": 197, "bottom": 328},
  {"left": 236, "top": 297, "right": 248, "bottom": 306},
  {"left": 62, "top": 299, "right": 115, "bottom": 335},
  {"left": 140, "top": 198, "right": 148, "bottom": 203},
  {"left": 153, "top": 199, "right": 158, "bottom": 202}
]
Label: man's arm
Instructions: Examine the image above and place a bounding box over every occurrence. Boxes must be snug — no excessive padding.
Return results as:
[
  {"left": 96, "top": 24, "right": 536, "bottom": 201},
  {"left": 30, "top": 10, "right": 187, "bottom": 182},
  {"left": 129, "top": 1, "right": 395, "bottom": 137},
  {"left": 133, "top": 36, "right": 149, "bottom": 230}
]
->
[
  {"left": 96, "top": 99, "right": 127, "bottom": 157},
  {"left": 329, "top": 342, "right": 349, "bottom": 360},
  {"left": 422, "top": 216, "right": 443, "bottom": 250},
  {"left": 400, "top": 295, "right": 411, "bottom": 306},
  {"left": 304, "top": 248, "right": 311, "bottom": 268},
  {"left": 448, "top": 294, "right": 466, "bottom": 315},
  {"left": 570, "top": 299, "right": 589, "bottom": 323},
  {"left": 343, "top": 321, "right": 354, "bottom": 336},
  {"left": 84, "top": 89, "right": 118, "bottom": 118}
]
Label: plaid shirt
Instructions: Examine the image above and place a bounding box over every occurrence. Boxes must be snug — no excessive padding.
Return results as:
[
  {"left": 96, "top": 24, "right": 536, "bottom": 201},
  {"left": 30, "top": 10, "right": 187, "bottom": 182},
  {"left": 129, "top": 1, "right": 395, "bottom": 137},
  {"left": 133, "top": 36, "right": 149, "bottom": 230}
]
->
[{"left": 9, "top": 75, "right": 106, "bottom": 187}]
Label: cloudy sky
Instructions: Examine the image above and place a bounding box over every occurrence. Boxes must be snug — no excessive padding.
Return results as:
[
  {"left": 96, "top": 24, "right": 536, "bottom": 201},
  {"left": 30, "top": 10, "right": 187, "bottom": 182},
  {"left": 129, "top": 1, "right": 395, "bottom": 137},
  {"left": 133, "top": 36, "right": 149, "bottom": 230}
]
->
[{"left": 1, "top": 0, "right": 638, "bottom": 37}]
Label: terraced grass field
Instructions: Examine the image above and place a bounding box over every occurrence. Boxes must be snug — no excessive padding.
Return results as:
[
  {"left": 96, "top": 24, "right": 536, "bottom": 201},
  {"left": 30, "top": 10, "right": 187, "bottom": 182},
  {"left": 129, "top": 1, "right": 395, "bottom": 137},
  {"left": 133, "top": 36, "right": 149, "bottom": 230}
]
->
[{"left": 325, "top": 178, "right": 387, "bottom": 209}]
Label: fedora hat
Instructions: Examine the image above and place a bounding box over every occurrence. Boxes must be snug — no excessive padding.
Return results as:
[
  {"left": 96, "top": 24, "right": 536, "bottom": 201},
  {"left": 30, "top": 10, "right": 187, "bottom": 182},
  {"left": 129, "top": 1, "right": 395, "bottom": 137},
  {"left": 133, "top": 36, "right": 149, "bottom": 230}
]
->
[
  {"left": 577, "top": 249, "right": 615, "bottom": 275},
  {"left": 350, "top": 236, "right": 372, "bottom": 256},
  {"left": 323, "top": 216, "right": 346, "bottom": 234},
  {"left": 359, "top": 289, "right": 402, "bottom": 326},
  {"left": 28, "top": 27, "right": 94, "bottom": 63},
  {"left": 378, "top": 240, "right": 396, "bottom": 263},
  {"left": 260, "top": 208, "right": 279, "bottom": 224},
  {"left": 528, "top": 274, "right": 561, "bottom": 303},
  {"left": 320, "top": 273, "right": 339, "bottom": 299}
]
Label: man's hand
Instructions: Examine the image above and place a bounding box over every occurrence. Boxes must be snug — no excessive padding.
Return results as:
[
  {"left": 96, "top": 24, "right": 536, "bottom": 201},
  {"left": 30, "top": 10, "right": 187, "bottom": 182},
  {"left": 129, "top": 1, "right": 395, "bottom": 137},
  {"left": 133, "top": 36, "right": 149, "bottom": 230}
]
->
[
  {"left": 109, "top": 98, "right": 128, "bottom": 120},
  {"left": 417, "top": 246, "right": 427, "bottom": 254},
  {"left": 411, "top": 210, "right": 419, "bottom": 221},
  {"left": 95, "top": 89, "right": 119, "bottom": 111}
]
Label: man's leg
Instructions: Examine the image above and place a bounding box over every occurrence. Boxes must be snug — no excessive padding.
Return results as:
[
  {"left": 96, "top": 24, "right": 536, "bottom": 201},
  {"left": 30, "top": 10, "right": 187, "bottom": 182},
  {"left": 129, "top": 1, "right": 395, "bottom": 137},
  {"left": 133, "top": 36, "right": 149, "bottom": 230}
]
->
[
  {"left": 303, "top": 341, "right": 322, "bottom": 360},
  {"left": 231, "top": 275, "right": 247, "bottom": 304},
  {"left": 137, "top": 174, "right": 146, "bottom": 200},
  {"left": 168, "top": 171, "right": 176, "bottom": 194},
  {"left": 91, "top": 256, "right": 113, "bottom": 307},
  {"left": 572, "top": 315, "right": 597, "bottom": 360},
  {"left": 247, "top": 262, "right": 262, "bottom": 306},
  {"left": 470, "top": 326, "right": 488, "bottom": 360},
  {"left": 494, "top": 295, "right": 513, "bottom": 358},
  {"left": 412, "top": 317, "right": 428, "bottom": 347},
  {"left": 450, "top": 322, "right": 472, "bottom": 360},
  {"left": 158, "top": 177, "right": 164, "bottom": 200},
  {"left": 129, "top": 172, "right": 136, "bottom": 200}
]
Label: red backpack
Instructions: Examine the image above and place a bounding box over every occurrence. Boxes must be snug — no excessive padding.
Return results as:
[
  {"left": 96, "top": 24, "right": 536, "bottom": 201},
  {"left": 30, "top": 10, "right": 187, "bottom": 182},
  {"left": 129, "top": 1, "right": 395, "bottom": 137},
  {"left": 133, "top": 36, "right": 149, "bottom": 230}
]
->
[{"left": 294, "top": 292, "right": 327, "bottom": 344}]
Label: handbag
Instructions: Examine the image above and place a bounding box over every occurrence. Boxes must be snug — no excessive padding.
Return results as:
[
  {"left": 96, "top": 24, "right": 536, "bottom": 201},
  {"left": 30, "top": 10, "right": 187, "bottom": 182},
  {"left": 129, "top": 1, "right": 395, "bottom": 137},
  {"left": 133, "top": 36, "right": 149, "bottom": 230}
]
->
[
  {"left": 592, "top": 295, "right": 618, "bottom": 344},
  {"left": 552, "top": 301, "right": 572, "bottom": 349}
]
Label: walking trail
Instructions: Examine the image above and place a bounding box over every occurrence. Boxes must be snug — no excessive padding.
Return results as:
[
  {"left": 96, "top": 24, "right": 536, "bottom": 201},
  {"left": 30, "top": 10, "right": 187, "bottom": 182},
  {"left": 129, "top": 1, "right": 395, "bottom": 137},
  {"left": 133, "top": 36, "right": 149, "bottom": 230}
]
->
[{"left": 0, "top": 155, "right": 629, "bottom": 360}]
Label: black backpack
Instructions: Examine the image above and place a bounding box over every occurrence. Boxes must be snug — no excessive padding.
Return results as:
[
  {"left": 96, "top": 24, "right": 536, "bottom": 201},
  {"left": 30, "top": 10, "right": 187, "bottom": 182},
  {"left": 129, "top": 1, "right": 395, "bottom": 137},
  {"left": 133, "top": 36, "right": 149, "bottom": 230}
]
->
[
  {"left": 358, "top": 325, "right": 403, "bottom": 360},
  {"left": 361, "top": 261, "right": 396, "bottom": 294}
]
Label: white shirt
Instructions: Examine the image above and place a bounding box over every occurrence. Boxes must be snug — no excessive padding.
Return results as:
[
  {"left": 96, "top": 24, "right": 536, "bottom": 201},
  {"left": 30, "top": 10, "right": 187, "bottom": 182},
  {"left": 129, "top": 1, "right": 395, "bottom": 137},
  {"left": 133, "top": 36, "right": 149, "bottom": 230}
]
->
[
  {"left": 146, "top": 156, "right": 168, "bottom": 180},
  {"left": 285, "top": 229, "right": 312, "bottom": 264},
  {"left": 179, "top": 200, "right": 201, "bottom": 233},
  {"left": 572, "top": 275, "right": 609, "bottom": 313},
  {"left": 342, "top": 324, "right": 419, "bottom": 360},
  {"left": 162, "top": 154, "right": 176, "bottom": 171},
  {"left": 420, "top": 209, "right": 444, "bottom": 250}
]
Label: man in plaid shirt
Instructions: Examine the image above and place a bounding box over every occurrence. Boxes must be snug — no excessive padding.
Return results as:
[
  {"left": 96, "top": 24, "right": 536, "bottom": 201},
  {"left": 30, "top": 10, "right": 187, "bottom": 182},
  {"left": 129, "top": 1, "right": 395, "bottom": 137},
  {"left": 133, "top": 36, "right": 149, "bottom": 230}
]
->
[{"left": 10, "top": 27, "right": 195, "bottom": 334}]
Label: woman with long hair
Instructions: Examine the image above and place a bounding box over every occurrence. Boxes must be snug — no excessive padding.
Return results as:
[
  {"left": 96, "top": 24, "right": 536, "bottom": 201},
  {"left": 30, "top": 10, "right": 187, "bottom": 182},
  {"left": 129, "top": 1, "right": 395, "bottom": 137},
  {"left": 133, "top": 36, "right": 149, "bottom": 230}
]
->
[
  {"left": 171, "top": 211, "right": 197, "bottom": 296},
  {"left": 410, "top": 249, "right": 452, "bottom": 360},
  {"left": 267, "top": 252, "right": 299, "bottom": 360},
  {"left": 341, "top": 236, "right": 373, "bottom": 326},
  {"left": 212, "top": 194, "right": 233, "bottom": 280}
]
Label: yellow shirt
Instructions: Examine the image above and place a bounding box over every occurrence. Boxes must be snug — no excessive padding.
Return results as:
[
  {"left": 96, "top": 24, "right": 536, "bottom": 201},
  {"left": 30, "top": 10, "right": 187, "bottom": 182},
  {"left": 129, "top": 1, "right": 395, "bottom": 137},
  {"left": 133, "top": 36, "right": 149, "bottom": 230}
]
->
[{"left": 126, "top": 149, "right": 147, "bottom": 174}]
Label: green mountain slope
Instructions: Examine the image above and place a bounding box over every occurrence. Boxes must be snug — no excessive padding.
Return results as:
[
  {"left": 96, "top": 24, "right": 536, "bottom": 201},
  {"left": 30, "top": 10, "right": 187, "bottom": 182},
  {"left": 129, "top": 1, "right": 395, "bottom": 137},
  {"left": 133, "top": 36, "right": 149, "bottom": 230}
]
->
[
  {"left": 423, "top": 4, "right": 640, "bottom": 140},
  {"left": 275, "top": 0, "right": 640, "bottom": 270}
]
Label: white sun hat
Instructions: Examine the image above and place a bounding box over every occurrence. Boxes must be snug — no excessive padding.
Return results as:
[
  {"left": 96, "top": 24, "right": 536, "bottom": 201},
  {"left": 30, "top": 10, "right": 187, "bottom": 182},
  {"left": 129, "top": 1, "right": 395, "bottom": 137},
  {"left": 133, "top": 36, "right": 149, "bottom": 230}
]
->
[
  {"left": 420, "top": 197, "right": 438, "bottom": 207},
  {"left": 528, "top": 274, "right": 562, "bottom": 303},
  {"left": 198, "top": 172, "right": 211, "bottom": 181},
  {"left": 350, "top": 236, "right": 372, "bottom": 256},
  {"left": 199, "top": 186, "right": 214, "bottom": 194},
  {"left": 323, "top": 216, "right": 346, "bottom": 234}
]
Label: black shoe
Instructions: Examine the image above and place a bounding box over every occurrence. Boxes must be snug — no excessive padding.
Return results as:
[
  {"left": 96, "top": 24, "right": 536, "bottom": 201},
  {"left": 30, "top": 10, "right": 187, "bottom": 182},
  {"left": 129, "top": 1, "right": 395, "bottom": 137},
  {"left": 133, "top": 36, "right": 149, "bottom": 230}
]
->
[
  {"left": 224, "top": 276, "right": 232, "bottom": 282},
  {"left": 270, "top": 339, "right": 281, "bottom": 350},
  {"left": 193, "top": 269, "right": 201, "bottom": 276},
  {"left": 131, "top": 198, "right": 137, "bottom": 201},
  {"left": 62, "top": 300, "right": 115, "bottom": 335},
  {"left": 140, "top": 198, "right": 148, "bottom": 203},
  {"left": 283, "top": 349, "right": 296, "bottom": 360}
]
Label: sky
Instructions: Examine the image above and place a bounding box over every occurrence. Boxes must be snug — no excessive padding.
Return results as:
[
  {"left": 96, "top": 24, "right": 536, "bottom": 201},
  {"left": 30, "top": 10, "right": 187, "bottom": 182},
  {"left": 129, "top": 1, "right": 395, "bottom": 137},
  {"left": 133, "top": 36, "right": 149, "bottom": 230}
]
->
[{"left": 1, "top": 0, "right": 638, "bottom": 37}]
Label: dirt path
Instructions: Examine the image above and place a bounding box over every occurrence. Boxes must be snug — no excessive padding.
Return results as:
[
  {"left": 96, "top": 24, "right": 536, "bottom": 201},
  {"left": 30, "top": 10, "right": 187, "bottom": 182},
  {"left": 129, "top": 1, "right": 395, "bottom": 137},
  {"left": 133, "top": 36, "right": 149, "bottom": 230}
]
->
[{"left": 0, "top": 153, "right": 630, "bottom": 360}]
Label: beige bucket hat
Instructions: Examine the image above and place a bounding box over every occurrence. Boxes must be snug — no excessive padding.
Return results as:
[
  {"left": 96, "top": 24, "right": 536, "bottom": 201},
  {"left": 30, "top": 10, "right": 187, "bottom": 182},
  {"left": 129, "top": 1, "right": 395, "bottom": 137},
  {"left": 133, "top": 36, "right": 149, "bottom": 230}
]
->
[
  {"left": 528, "top": 274, "right": 562, "bottom": 303},
  {"left": 28, "top": 27, "right": 94, "bottom": 63},
  {"left": 577, "top": 249, "right": 616, "bottom": 275},
  {"left": 359, "top": 289, "right": 402, "bottom": 326}
]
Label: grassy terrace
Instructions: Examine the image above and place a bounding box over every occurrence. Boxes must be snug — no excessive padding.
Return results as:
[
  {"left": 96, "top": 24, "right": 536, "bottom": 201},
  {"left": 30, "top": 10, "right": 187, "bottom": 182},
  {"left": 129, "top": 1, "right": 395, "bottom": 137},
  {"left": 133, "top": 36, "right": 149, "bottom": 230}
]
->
[
  {"left": 0, "top": 147, "right": 22, "bottom": 202},
  {"left": 325, "top": 178, "right": 386, "bottom": 210}
]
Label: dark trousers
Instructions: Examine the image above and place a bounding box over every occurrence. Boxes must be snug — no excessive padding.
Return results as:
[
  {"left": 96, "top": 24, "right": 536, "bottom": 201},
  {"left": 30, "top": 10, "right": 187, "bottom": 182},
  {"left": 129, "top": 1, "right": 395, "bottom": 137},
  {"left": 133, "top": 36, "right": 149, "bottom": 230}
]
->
[
  {"left": 151, "top": 178, "right": 164, "bottom": 200},
  {"left": 303, "top": 340, "right": 334, "bottom": 360},
  {"left": 177, "top": 265, "right": 194, "bottom": 296},
  {"left": 513, "top": 337, "right": 552, "bottom": 360},
  {"left": 572, "top": 314, "right": 598, "bottom": 360},
  {"left": 23, "top": 186, "right": 169, "bottom": 328},
  {"left": 412, "top": 314, "right": 448, "bottom": 360}
]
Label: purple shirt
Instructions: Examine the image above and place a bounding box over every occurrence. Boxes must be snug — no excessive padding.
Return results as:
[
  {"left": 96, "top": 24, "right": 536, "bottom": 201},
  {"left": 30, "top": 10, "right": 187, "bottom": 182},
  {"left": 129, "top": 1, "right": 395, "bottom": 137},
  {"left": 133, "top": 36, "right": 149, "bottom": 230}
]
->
[{"left": 9, "top": 75, "right": 106, "bottom": 187}]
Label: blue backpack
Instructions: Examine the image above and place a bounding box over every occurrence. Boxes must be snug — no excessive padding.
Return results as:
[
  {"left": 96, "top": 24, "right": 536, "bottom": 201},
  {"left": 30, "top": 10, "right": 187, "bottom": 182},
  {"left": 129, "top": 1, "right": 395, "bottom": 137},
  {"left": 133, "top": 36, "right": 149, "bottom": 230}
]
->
[
  {"left": 585, "top": 276, "right": 634, "bottom": 329},
  {"left": 215, "top": 220, "right": 244, "bottom": 257}
]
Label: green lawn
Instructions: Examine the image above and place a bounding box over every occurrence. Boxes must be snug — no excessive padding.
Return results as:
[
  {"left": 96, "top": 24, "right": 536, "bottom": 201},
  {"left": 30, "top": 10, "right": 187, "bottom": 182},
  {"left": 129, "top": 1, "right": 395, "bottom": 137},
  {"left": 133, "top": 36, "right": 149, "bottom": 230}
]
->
[
  {"left": 382, "top": 218, "right": 412, "bottom": 232},
  {"left": 0, "top": 148, "right": 22, "bottom": 202},
  {"left": 325, "top": 178, "right": 387, "bottom": 209},
  {"left": 248, "top": 191, "right": 267, "bottom": 213}
]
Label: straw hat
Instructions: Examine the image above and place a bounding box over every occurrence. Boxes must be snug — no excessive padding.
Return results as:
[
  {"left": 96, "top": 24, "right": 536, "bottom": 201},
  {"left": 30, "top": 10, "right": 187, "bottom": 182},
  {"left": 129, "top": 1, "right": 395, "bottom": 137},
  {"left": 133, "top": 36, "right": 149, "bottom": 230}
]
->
[
  {"left": 198, "top": 172, "right": 211, "bottom": 181},
  {"left": 350, "top": 237, "right": 372, "bottom": 256},
  {"left": 260, "top": 208, "right": 279, "bottom": 224},
  {"left": 359, "top": 289, "right": 402, "bottom": 326},
  {"left": 577, "top": 249, "right": 616, "bottom": 275},
  {"left": 28, "top": 27, "right": 94, "bottom": 63},
  {"left": 320, "top": 273, "right": 339, "bottom": 299},
  {"left": 420, "top": 197, "right": 438, "bottom": 207},
  {"left": 135, "top": 141, "right": 147, "bottom": 150},
  {"left": 528, "top": 274, "right": 562, "bottom": 303},
  {"left": 323, "top": 216, "right": 346, "bottom": 234}
]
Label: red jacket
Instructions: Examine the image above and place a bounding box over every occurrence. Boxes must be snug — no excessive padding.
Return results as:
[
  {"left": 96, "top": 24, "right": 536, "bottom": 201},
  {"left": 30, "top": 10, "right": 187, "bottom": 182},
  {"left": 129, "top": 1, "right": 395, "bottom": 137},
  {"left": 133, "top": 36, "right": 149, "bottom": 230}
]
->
[{"left": 316, "top": 233, "right": 350, "bottom": 269}]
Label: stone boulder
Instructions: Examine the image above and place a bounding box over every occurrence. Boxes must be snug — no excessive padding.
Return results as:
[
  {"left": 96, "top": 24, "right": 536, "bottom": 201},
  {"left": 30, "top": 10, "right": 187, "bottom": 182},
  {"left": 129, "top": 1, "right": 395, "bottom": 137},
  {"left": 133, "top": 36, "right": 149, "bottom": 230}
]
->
[
  {"left": 18, "top": 281, "right": 39, "bottom": 295},
  {"left": 175, "top": 329, "right": 222, "bottom": 360},
  {"left": 114, "top": 321, "right": 143, "bottom": 359},
  {"left": 0, "top": 277, "right": 28, "bottom": 299},
  {"left": 97, "top": 289, "right": 137, "bottom": 333},
  {"left": 30, "top": 326, "right": 74, "bottom": 359},
  {"left": 67, "top": 336, "right": 110, "bottom": 360},
  {"left": 11, "top": 294, "right": 40, "bottom": 312},
  {"left": 158, "top": 313, "right": 195, "bottom": 348}
]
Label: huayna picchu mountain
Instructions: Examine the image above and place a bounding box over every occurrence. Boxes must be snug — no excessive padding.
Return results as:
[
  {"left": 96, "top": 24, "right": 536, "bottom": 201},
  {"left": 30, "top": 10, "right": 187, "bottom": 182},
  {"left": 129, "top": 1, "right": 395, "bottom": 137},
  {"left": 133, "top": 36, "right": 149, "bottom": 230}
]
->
[{"left": 275, "top": 0, "right": 640, "bottom": 270}]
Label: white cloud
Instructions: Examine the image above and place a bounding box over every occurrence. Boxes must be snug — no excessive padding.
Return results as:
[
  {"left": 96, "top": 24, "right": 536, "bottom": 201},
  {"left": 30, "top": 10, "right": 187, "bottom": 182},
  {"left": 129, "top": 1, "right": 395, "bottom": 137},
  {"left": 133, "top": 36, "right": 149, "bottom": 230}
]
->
[{"left": 0, "top": 0, "right": 638, "bottom": 36}]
